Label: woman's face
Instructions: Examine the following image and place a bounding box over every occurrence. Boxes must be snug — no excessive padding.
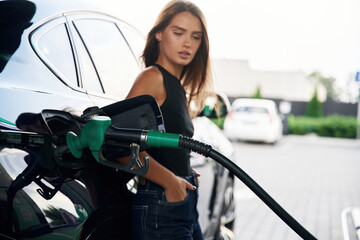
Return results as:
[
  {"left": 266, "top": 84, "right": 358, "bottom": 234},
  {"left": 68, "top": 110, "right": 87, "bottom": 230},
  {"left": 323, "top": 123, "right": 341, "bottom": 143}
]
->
[{"left": 156, "top": 11, "right": 202, "bottom": 69}]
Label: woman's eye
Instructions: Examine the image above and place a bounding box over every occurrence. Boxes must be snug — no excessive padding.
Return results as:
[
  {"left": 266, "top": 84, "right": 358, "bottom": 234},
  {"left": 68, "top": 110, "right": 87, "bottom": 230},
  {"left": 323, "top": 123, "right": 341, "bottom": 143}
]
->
[
  {"left": 174, "top": 32, "right": 182, "bottom": 36},
  {"left": 192, "top": 36, "right": 201, "bottom": 40}
]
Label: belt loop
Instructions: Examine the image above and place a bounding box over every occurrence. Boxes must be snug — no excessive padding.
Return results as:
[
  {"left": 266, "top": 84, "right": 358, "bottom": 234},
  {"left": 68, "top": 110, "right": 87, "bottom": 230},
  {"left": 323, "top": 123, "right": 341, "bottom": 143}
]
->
[{"left": 192, "top": 171, "right": 198, "bottom": 187}]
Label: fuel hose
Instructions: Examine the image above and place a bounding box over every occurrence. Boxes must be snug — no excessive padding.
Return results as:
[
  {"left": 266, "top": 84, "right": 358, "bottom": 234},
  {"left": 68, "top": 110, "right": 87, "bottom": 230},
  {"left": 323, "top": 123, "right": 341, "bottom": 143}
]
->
[{"left": 146, "top": 131, "right": 317, "bottom": 240}]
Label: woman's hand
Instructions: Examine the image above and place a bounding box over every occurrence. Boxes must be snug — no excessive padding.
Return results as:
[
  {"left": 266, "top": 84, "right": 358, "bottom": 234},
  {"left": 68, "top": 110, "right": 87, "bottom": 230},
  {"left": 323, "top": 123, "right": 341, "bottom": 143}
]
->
[
  {"left": 164, "top": 175, "right": 196, "bottom": 202},
  {"left": 137, "top": 152, "right": 196, "bottom": 203}
]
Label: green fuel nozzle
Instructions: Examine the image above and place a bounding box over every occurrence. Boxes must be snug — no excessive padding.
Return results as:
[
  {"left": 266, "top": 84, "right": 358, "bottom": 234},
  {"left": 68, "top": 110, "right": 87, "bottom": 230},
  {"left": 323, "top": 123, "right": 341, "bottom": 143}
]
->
[
  {"left": 66, "top": 116, "right": 111, "bottom": 161},
  {"left": 145, "top": 130, "right": 179, "bottom": 148},
  {"left": 65, "top": 116, "right": 188, "bottom": 176},
  {"left": 65, "top": 116, "right": 212, "bottom": 176}
]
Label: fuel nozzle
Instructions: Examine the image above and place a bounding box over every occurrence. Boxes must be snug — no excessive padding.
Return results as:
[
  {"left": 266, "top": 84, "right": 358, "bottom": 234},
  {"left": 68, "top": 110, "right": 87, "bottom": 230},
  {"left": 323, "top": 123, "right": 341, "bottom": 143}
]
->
[
  {"left": 66, "top": 116, "right": 149, "bottom": 176},
  {"left": 65, "top": 116, "right": 212, "bottom": 177},
  {"left": 66, "top": 116, "right": 111, "bottom": 161}
]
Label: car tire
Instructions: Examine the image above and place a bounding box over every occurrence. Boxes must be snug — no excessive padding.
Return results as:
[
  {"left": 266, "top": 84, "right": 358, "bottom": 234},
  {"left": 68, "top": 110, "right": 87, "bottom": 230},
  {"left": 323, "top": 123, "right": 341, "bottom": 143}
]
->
[
  {"left": 222, "top": 176, "right": 235, "bottom": 230},
  {"left": 219, "top": 225, "right": 235, "bottom": 240}
]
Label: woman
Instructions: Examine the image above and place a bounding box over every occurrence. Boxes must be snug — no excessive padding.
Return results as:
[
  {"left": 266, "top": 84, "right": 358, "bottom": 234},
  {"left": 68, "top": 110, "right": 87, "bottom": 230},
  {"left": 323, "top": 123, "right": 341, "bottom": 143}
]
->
[{"left": 127, "top": 1, "right": 213, "bottom": 239}]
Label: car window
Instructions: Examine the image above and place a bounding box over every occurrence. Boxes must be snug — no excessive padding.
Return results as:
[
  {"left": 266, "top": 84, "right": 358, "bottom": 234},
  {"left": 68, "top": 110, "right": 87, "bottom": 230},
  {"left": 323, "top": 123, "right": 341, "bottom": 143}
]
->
[
  {"left": 116, "top": 21, "right": 145, "bottom": 64},
  {"left": 37, "top": 23, "right": 77, "bottom": 87},
  {"left": 236, "top": 107, "right": 268, "bottom": 114},
  {"left": 71, "top": 22, "right": 103, "bottom": 94},
  {"left": 73, "top": 19, "right": 139, "bottom": 99}
]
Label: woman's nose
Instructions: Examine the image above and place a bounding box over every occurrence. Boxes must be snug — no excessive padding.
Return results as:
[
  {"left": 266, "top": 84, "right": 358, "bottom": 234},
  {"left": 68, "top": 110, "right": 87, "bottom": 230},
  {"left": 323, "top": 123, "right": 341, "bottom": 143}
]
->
[{"left": 184, "top": 35, "right": 191, "bottom": 47}]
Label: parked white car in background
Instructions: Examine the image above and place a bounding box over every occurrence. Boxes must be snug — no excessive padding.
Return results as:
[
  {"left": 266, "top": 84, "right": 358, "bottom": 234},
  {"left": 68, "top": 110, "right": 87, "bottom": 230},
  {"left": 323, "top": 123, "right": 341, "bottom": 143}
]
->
[{"left": 224, "top": 98, "right": 283, "bottom": 144}]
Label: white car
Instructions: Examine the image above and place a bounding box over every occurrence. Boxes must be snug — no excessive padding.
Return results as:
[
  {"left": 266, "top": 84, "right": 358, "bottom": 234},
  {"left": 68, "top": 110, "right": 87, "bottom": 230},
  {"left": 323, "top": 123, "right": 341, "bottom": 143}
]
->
[
  {"left": 0, "top": 1, "right": 235, "bottom": 238},
  {"left": 224, "top": 98, "right": 283, "bottom": 144}
]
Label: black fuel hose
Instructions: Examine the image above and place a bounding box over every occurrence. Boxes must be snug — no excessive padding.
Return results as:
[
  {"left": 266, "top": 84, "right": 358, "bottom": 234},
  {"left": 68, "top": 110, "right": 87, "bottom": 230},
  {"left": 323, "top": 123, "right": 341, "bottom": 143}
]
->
[{"left": 178, "top": 135, "right": 317, "bottom": 240}]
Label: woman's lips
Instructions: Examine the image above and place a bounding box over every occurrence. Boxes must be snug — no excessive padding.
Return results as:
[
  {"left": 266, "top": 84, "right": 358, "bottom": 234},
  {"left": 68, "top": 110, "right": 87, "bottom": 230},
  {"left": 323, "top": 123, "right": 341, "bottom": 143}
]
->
[{"left": 179, "top": 51, "right": 190, "bottom": 59}]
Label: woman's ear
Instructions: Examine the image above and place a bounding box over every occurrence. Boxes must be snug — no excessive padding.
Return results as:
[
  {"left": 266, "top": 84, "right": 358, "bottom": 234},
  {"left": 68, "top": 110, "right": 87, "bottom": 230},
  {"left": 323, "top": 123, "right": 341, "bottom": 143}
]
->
[{"left": 155, "top": 32, "right": 162, "bottom": 42}]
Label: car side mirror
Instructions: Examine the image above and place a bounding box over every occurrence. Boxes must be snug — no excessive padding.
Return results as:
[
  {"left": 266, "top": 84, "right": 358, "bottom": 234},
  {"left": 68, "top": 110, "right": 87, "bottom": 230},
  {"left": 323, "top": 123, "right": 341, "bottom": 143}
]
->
[{"left": 200, "top": 94, "right": 230, "bottom": 118}]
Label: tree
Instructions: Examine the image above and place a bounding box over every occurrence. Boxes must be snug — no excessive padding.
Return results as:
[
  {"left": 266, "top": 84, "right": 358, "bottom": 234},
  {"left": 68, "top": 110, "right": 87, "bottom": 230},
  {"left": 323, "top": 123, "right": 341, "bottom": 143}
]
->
[
  {"left": 252, "top": 85, "right": 262, "bottom": 99},
  {"left": 43, "top": 205, "right": 80, "bottom": 226},
  {"left": 306, "top": 86, "right": 323, "bottom": 118},
  {"left": 309, "top": 71, "right": 338, "bottom": 101}
]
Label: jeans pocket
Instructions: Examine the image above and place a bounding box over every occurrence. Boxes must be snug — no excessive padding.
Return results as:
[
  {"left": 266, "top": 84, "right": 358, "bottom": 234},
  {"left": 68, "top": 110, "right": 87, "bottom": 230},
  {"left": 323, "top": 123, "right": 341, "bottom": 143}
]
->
[
  {"left": 156, "top": 190, "right": 196, "bottom": 239},
  {"left": 158, "top": 189, "right": 190, "bottom": 206}
]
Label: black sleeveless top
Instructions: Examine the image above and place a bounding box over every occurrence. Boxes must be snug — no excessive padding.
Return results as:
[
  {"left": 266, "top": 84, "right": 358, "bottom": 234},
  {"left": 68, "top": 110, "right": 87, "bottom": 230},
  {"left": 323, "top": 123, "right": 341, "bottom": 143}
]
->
[{"left": 147, "top": 64, "right": 194, "bottom": 176}]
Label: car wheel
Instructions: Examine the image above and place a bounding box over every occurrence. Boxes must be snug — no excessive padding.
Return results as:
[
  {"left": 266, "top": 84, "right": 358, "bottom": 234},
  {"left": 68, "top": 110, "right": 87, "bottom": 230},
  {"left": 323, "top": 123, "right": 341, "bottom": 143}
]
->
[
  {"left": 219, "top": 225, "right": 235, "bottom": 240},
  {"left": 222, "top": 176, "right": 235, "bottom": 230}
]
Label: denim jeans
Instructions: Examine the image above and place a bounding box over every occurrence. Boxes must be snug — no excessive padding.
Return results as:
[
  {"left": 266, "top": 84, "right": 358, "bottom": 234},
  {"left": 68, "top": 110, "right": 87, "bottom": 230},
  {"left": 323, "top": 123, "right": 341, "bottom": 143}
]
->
[{"left": 132, "top": 172, "right": 203, "bottom": 240}]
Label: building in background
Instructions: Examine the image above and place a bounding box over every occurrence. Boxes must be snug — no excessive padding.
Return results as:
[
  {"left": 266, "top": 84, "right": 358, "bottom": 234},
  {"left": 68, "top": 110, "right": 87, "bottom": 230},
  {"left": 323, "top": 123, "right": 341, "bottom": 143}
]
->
[{"left": 212, "top": 59, "right": 326, "bottom": 102}]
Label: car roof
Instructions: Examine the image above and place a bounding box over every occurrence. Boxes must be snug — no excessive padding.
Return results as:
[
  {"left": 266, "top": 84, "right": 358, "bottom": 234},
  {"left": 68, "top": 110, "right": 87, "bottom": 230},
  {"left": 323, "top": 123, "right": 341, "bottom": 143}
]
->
[
  {"left": 0, "top": 0, "right": 122, "bottom": 34},
  {"left": 0, "top": 0, "right": 104, "bottom": 20},
  {"left": 232, "top": 98, "right": 277, "bottom": 110}
]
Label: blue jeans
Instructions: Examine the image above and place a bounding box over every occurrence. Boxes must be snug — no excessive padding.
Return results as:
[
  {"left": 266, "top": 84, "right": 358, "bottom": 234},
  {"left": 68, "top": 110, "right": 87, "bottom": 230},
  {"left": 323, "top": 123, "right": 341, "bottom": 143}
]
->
[{"left": 132, "top": 172, "right": 203, "bottom": 240}]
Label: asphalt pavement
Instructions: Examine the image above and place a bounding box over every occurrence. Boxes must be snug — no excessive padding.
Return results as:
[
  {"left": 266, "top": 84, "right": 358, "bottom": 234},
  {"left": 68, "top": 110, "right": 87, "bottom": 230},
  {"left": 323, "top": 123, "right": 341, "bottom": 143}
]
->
[{"left": 231, "top": 135, "right": 360, "bottom": 240}]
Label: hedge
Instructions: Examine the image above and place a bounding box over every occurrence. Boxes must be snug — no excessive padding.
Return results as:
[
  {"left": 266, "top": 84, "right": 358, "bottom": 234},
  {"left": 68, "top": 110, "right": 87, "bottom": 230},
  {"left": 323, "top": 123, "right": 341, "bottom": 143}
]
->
[{"left": 288, "top": 114, "right": 358, "bottom": 139}]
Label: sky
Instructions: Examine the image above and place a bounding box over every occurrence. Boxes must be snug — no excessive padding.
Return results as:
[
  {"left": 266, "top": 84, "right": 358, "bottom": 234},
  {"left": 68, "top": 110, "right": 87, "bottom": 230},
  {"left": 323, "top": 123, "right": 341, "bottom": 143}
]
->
[{"left": 95, "top": 0, "right": 360, "bottom": 101}]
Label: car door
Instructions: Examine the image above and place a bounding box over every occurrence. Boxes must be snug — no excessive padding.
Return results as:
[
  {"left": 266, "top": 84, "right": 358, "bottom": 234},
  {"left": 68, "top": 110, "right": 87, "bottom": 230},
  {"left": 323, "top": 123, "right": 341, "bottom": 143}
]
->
[{"left": 0, "top": 148, "right": 92, "bottom": 239}]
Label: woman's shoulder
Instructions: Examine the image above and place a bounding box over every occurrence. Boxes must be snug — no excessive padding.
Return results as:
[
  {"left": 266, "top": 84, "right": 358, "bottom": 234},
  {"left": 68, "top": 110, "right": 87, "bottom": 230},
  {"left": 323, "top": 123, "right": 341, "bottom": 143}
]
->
[
  {"left": 138, "top": 66, "right": 163, "bottom": 84},
  {"left": 126, "top": 66, "right": 166, "bottom": 102}
]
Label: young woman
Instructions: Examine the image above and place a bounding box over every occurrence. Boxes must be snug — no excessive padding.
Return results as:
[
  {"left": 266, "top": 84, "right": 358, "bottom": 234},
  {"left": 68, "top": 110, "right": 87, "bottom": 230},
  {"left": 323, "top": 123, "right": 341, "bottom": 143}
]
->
[{"left": 126, "top": 1, "right": 213, "bottom": 239}]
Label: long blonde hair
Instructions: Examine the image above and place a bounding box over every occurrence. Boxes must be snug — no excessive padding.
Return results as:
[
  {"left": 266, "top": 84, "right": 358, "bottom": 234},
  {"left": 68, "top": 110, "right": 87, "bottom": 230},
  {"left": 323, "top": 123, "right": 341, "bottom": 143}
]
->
[{"left": 142, "top": 0, "right": 213, "bottom": 117}]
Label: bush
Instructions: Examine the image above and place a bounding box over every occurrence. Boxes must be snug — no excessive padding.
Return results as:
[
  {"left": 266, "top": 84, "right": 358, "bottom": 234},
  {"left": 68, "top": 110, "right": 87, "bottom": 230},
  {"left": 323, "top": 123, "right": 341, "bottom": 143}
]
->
[
  {"left": 252, "top": 86, "right": 262, "bottom": 99},
  {"left": 288, "top": 114, "right": 358, "bottom": 139},
  {"left": 305, "top": 87, "right": 323, "bottom": 118}
]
